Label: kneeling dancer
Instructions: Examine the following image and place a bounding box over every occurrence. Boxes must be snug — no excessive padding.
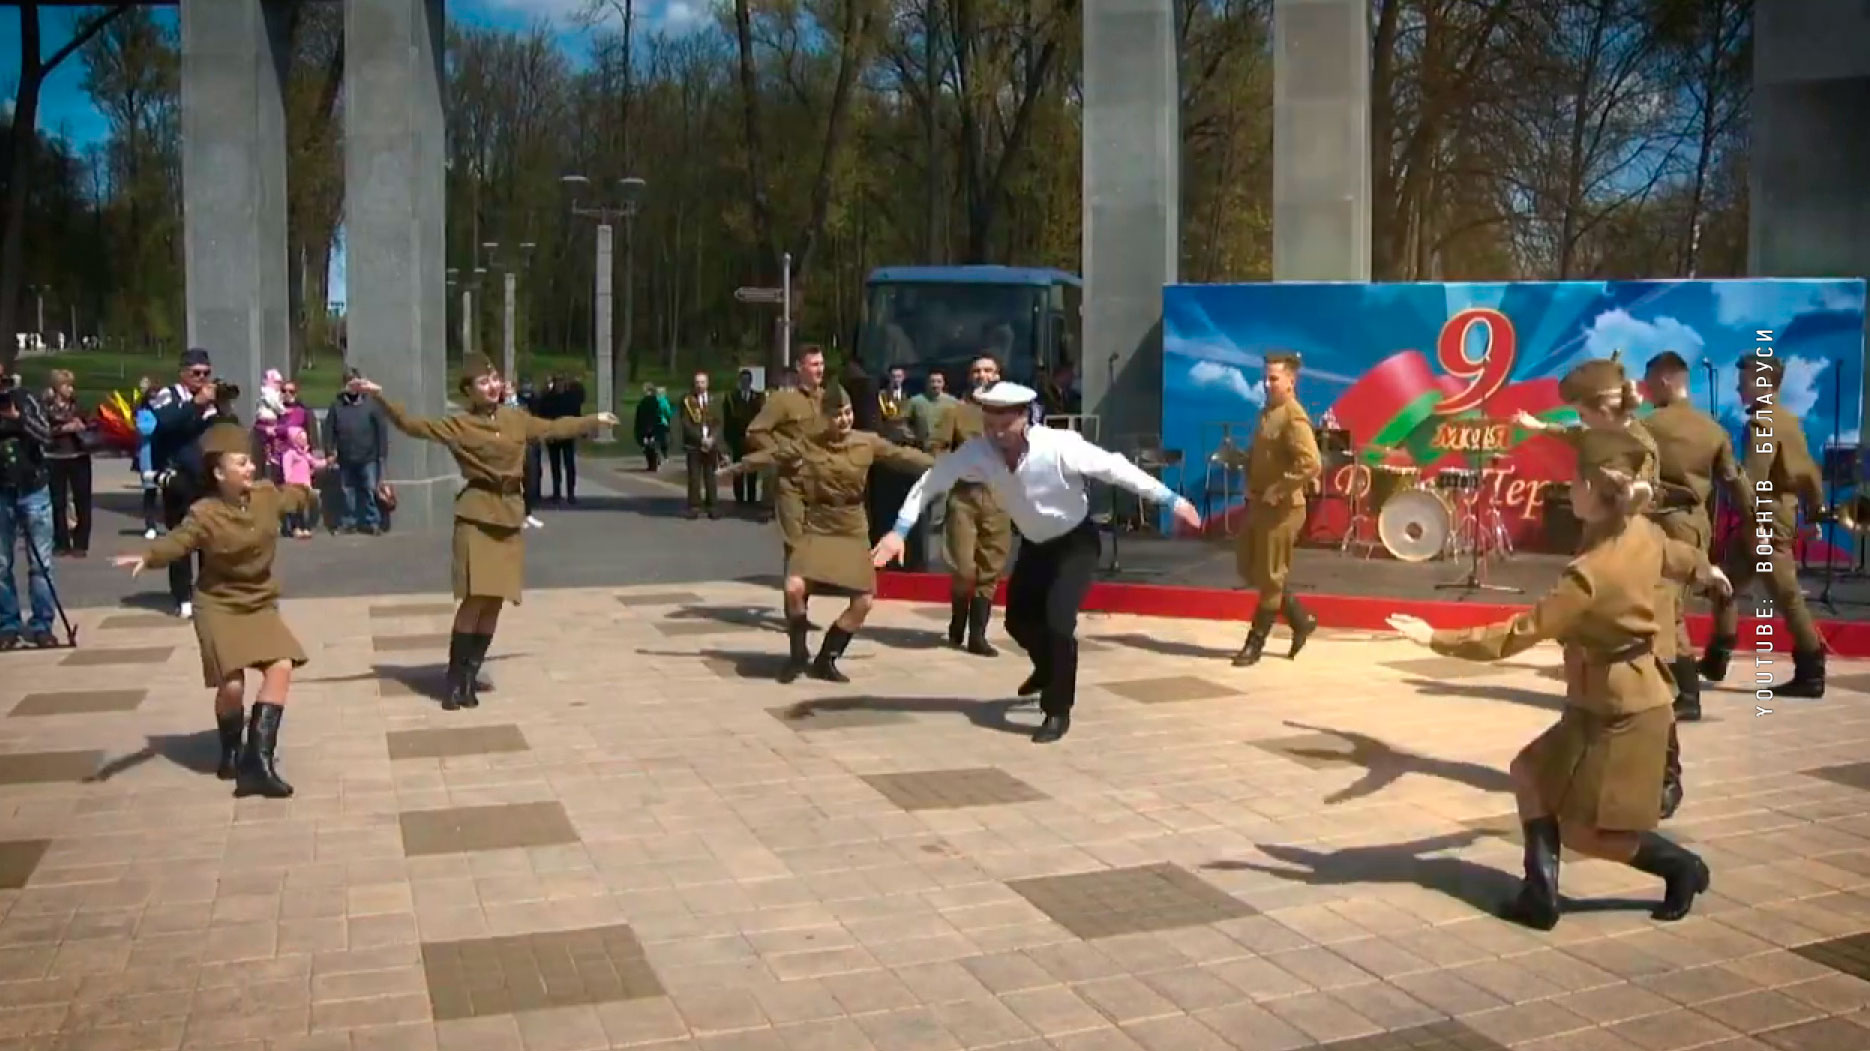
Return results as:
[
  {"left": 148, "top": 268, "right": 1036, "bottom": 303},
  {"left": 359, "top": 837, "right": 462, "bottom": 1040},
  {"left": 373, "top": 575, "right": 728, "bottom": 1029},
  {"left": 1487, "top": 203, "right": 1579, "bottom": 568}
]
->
[
  {"left": 1389, "top": 452, "right": 1724, "bottom": 930},
  {"left": 356, "top": 358, "right": 614, "bottom": 710},
  {"left": 875, "top": 382, "right": 1201, "bottom": 743},
  {"left": 726, "top": 385, "right": 933, "bottom": 682},
  {"left": 114, "top": 422, "right": 320, "bottom": 798}
]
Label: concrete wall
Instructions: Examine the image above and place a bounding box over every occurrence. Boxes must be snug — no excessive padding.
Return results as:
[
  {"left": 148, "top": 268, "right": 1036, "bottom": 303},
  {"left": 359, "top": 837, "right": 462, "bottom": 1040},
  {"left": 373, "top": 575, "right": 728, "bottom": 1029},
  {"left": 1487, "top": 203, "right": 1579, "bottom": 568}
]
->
[{"left": 1272, "top": 0, "right": 1371, "bottom": 282}]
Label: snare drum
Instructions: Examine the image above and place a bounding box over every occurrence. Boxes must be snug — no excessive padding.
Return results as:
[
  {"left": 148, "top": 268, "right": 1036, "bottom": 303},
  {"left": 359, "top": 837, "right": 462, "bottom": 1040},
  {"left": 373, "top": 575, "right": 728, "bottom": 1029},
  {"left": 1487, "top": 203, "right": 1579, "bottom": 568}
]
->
[
  {"left": 1435, "top": 468, "right": 1481, "bottom": 493},
  {"left": 1368, "top": 465, "right": 1420, "bottom": 510}
]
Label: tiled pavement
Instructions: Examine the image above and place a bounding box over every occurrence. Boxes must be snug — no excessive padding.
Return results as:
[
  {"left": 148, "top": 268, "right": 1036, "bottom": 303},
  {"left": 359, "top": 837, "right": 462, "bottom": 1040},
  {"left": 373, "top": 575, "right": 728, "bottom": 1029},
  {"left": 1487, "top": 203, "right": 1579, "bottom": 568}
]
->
[{"left": 0, "top": 582, "right": 1867, "bottom": 1051}]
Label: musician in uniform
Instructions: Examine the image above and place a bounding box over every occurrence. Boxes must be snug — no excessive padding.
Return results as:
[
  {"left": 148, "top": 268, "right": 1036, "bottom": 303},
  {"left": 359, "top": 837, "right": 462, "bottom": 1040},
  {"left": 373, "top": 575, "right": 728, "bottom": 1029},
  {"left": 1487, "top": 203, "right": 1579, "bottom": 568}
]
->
[
  {"left": 1226, "top": 352, "right": 1321, "bottom": 667},
  {"left": 746, "top": 345, "right": 837, "bottom": 562},
  {"left": 113, "top": 422, "right": 324, "bottom": 799},
  {"left": 676, "top": 371, "right": 725, "bottom": 520},
  {"left": 723, "top": 385, "right": 933, "bottom": 683},
  {"left": 1389, "top": 444, "right": 1725, "bottom": 931},
  {"left": 933, "top": 356, "right": 1014, "bottom": 655},
  {"left": 723, "top": 369, "right": 766, "bottom": 509},
  {"left": 867, "top": 366, "right": 924, "bottom": 569},
  {"left": 356, "top": 358, "right": 616, "bottom": 711},
  {"left": 1701, "top": 355, "right": 1827, "bottom": 698}
]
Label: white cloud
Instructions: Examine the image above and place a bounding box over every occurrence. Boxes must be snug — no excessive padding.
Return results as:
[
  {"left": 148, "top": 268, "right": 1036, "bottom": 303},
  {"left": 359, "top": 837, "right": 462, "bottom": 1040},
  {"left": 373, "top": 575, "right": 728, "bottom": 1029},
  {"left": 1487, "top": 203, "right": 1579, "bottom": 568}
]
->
[
  {"left": 478, "top": 0, "right": 709, "bottom": 34},
  {"left": 1581, "top": 309, "right": 1706, "bottom": 367},
  {"left": 1189, "top": 361, "right": 1263, "bottom": 406},
  {"left": 1710, "top": 281, "right": 1865, "bottom": 332},
  {"left": 1713, "top": 354, "right": 1832, "bottom": 423}
]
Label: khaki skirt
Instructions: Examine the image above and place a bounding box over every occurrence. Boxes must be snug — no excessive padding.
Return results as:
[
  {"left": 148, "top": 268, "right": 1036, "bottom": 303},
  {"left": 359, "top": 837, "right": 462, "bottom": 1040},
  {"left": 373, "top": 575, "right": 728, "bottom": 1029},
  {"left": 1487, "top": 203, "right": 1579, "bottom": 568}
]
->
[
  {"left": 193, "top": 605, "right": 307, "bottom": 687},
  {"left": 453, "top": 519, "right": 524, "bottom": 603},
  {"left": 790, "top": 532, "right": 875, "bottom": 595},
  {"left": 1525, "top": 704, "right": 1673, "bottom": 832}
]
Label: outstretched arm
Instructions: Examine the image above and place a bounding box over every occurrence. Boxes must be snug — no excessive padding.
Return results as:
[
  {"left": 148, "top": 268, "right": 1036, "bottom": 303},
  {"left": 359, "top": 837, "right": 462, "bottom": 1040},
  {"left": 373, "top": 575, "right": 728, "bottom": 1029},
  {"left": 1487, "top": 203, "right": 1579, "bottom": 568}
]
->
[
  {"left": 869, "top": 434, "right": 935, "bottom": 475},
  {"left": 1430, "top": 566, "right": 1594, "bottom": 662},
  {"left": 372, "top": 396, "right": 459, "bottom": 445},
  {"left": 525, "top": 411, "right": 611, "bottom": 443},
  {"left": 135, "top": 510, "right": 210, "bottom": 569},
  {"left": 890, "top": 450, "right": 970, "bottom": 535},
  {"left": 1058, "top": 431, "right": 1177, "bottom": 504}
]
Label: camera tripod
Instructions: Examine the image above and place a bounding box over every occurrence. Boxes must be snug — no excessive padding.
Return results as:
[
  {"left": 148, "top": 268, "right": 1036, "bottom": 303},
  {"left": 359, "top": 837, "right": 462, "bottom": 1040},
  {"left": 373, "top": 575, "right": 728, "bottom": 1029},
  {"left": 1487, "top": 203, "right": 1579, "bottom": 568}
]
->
[{"left": 4, "top": 527, "right": 79, "bottom": 649}]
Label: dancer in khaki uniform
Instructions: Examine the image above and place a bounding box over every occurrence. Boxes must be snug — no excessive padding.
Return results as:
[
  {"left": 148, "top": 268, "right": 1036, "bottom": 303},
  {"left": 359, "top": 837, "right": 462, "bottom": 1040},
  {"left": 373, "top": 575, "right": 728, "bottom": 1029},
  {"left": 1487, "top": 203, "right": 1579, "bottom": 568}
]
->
[
  {"left": 725, "top": 385, "right": 933, "bottom": 683},
  {"left": 1226, "top": 353, "right": 1320, "bottom": 666},
  {"left": 1390, "top": 454, "right": 1726, "bottom": 931},
  {"left": 357, "top": 358, "right": 615, "bottom": 710},
  {"left": 1702, "top": 354, "right": 1827, "bottom": 696},
  {"left": 746, "top": 346, "right": 837, "bottom": 560},
  {"left": 934, "top": 356, "right": 1014, "bottom": 655},
  {"left": 114, "top": 422, "right": 322, "bottom": 799}
]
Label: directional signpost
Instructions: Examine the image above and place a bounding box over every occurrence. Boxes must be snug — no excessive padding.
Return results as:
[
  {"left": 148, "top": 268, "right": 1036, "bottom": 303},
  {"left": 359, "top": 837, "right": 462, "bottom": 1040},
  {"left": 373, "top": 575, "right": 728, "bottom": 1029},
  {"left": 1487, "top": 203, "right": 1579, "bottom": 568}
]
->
[
  {"left": 734, "top": 287, "right": 783, "bottom": 304},
  {"left": 734, "top": 252, "right": 794, "bottom": 367}
]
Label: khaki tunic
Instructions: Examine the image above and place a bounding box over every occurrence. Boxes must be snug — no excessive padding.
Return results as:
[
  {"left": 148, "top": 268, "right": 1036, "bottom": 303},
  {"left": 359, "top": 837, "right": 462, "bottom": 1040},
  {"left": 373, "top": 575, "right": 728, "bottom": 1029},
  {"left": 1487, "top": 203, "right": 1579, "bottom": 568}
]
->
[
  {"left": 1557, "top": 421, "right": 1683, "bottom": 660},
  {"left": 1431, "top": 516, "right": 1707, "bottom": 831},
  {"left": 934, "top": 401, "right": 1013, "bottom": 595},
  {"left": 676, "top": 393, "right": 727, "bottom": 509},
  {"left": 142, "top": 483, "right": 319, "bottom": 687},
  {"left": 746, "top": 386, "right": 833, "bottom": 557},
  {"left": 739, "top": 432, "right": 933, "bottom": 593},
  {"left": 1229, "top": 399, "right": 1320, "bottom": 605},
  {"left": 1643, "top": 401, "right": 1753, "bottom": 653},
  {"left": 1712, "top": 408, "right": 1825, "bottom": 650},
  {"left": 380, "top": 400, "right": 600, "bottom": 603}
]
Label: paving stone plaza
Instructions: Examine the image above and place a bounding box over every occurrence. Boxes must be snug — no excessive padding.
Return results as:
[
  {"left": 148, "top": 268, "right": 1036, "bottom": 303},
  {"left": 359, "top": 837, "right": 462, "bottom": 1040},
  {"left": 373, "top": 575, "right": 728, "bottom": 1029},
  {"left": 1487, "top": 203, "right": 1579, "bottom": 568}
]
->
[{"left": 1, "top": 567, "right": 1868, "bottom": 1050}]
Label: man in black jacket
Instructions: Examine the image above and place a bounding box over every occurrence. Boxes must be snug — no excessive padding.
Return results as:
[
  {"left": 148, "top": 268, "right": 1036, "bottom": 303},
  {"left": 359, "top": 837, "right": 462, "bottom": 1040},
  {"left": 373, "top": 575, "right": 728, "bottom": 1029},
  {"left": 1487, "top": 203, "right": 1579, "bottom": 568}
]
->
[
  {"left": 324, "top": 368, "right": 390, "bottom": 534},
  {"left": 149, "top": 347, "right": 223, "bottom": 618},
  {"left": 0, "top": 375, "right": 58, "bottom": 648}
]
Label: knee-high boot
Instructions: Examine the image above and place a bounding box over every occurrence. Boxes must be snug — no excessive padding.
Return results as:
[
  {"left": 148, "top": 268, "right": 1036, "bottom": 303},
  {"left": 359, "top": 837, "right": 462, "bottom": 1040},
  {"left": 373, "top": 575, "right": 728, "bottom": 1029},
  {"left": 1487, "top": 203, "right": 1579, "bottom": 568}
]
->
[
  {"left": 1501, "top": 817, "right": 1561, "bottom": 930},
  {"left": 811, "top": 626, "right": 853, "bottom": 683},
  {"left": 1698, "top": 635, "right": 1734, "bottom": 683},
  {"left": 1671, "top": 656, "right": 1701, "bottom": 721},
  {"left": 1233, "top": 609, "right": 1277, "bottom": 667},
  {"left": 779, "top": 615, "right": 810, "bottom": 684},
  {"left": 1282, "top": 594, "right": 1317, "bottom": 659},
  {"left": 235, "top": 703, "right": 293, "bottom": 799},
  {"left": 1661, "top": 724, "right": 1684, "bottom": 820},
  {"left": 966, "top": 597, "right": 998, "bottom": 657},
  {"left": 215, "top": 708, "right": 243, "bottom": 781},
  {"left": 1629, "top": 832, "right": 1711, "bottom": 921},
  {"left": 460, "top": 634, "right": 492, "bottom": 709},
  {"left": 443, "top": 632, "right": 473, "bottom": 712},
  {"left": 1780, "top": 649, "right": 1826, "bottom": 699},
  {"left": 947, "top": 595, "right": 967, "bottom": 647}
]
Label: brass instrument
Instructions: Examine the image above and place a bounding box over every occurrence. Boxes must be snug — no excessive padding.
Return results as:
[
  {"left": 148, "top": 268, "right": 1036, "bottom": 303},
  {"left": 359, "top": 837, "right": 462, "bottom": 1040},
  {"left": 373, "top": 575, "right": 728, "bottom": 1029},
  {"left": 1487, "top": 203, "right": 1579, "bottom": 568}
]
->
[{"left": 1823, "top": 495, "right": 1870, "bottom": 534}]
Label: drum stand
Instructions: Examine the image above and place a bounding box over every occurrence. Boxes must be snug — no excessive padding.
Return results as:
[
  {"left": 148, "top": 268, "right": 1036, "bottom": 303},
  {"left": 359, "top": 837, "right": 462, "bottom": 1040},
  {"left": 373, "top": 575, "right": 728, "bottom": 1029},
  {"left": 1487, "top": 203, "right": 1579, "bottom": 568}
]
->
[{"left": 1436, "top": 458, "right": 1520, "bottom": 595}]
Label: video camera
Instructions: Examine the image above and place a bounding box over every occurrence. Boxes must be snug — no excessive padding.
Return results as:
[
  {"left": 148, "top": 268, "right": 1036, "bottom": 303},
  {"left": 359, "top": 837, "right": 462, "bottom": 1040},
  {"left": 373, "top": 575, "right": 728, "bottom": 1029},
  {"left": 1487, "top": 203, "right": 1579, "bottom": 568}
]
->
[{"left": 213, "top": 379, "right": 243, "bottom": 404}]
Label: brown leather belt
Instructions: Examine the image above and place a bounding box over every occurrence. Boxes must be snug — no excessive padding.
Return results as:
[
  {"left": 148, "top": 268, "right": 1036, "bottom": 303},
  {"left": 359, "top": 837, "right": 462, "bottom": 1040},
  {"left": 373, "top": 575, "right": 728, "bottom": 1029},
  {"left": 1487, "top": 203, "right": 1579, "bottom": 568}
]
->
[{"left": 467, "top": 478, "right": 523, "bottom": 496}]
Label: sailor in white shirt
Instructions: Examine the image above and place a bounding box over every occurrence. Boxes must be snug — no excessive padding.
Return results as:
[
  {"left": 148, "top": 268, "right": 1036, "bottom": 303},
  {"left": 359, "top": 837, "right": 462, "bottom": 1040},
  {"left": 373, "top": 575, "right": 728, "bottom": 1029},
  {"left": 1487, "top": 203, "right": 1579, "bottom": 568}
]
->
[{"left": 873, "top": 382, "right": 1201, "bottom": 742}]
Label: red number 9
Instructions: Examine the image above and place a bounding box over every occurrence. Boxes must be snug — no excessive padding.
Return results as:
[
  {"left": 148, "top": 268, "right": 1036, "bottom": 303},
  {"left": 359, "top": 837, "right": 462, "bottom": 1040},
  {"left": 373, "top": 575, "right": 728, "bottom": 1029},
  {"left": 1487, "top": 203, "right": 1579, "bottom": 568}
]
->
[{"left": 1433, "top": 308, "right": 1517, "bottom": 416}]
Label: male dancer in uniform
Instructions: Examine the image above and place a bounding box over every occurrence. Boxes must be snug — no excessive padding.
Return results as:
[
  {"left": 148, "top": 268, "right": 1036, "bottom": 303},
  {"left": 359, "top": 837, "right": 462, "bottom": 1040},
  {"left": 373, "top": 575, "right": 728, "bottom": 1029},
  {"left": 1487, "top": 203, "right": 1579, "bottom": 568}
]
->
[
  {"left": 747, "top": 346, "right": 834, "bottom": 562},
  {"left": 1229, "top": 352, "right": 1321, "bottom": 666},
  {"left": 933, "top": 356, "right": 1014, "bottom": 655},
  {"left": 876, "top": 382, "right": 1201, "bottom": 743},
  {"left": 1701, "top": 355, "right": 1827, "bottom": 698}
]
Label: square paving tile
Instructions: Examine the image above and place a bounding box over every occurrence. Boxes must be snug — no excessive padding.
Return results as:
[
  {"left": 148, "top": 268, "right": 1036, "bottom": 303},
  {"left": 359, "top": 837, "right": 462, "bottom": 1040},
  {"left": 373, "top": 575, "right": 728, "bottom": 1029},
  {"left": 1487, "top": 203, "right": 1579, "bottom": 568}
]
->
[
  {"left": 1791, "top": 932, "right": 1870, "bottom": 982},
  {"left": 422, "top": 923, "right": 663, "bottom": 1020},
  {"left": 768, "top": 704, "right": 916, "bottom": 732},
  {"left": 60, "top": 647, "right": 171, "bottom": 667},
  {"left": 0, "top": 750, "right": 102, "bottom": 784},
  {"left": 387, "top": 725, "right": 529, "bottom": 761},
  {"left": 1385, "top": 657, "right": 1506, "bottom": 679},
  {"left": 373, "top": 633, "right": 450, "bottom": 653},
  {"left": 1006, "top": 862, "right": 1255, "bottom": 939},
  {"left": 861, "top": 768, "right": 1048, "bottom": 811},
  {"left": 0, "top": 840, "right": 51, "bottom": 890},
  {"left": 1804, "top": 762, "right": 1870, "bottom": 791},
  {"left": 9, "top": 690, "right": 146, "bottom": 717},
  {"left": 1100, "top": 675, "right": 1238, "bottom": 704},
  {"left": 1248, "top": 732, "right": 1363, "bottom": 769},
  {"left": 655, "top": 620, "right": 749, "bottom": 637},
  {"left": 369, "top": 602, "right": 458, "bottom": 618},
  {"left": 1314, "top": 1019, "right": 1507, "bottom": 1050},
  {"left": 1825, "top": 671, "right": 1870, "bottom": 695},
  {"left": 400, "top": 801, "right": 580, "bottom": 856},
  {"left": 96, "top": 613, "right": 184, "bottom": 630},
  {"left": 616, "top": 590, "right": 704, "bottom": 607},
  {"left": 1757, "top": 1018, "right": 1870, "bottom": 1051}
]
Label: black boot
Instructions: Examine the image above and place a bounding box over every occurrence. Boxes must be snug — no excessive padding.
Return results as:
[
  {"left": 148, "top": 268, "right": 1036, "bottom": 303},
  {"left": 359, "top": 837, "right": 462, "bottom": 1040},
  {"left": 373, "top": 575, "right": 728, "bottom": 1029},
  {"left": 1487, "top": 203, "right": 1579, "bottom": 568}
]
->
[
  {"left": 1780, "top": 648, "right": 1826, "bottom": 699},
  {"left": 234, "top": 703, "right": 293, "bottom": 799},
  {"left": 1629, "top": 833, "right": 1711, "bottom": 921},
  {"left": 811, "top": 626, "right": 853, "bottom": 683},
  {"left": 1661, "top": 723, "right": 1684, "bottom": 820},
  {"left": 460, "top": 634, "right": 492, "bottom": 709},
  {"left": 1671, "top": 656, "right": 1701, "bottom": 721},
  {"left": 1698, "top": 635, "right": 1733, "bottom": 683},
  {"left": 946, "top": 597, "right": 967, "bottom": 648},
  {"left": 966, "top": 598, "right": 998, "bottom": 657},
  {"left": 215, "top": 708, "right": 243, "bottom": 781},
  {"left": 1283, "top": 595, "right": 1317, "bottom": 659},
  {"left": 443, "top": 632, "right": 471, "bottom": 712},
  {"left": 1232, "top": 613, "right": 1276, "bottom": 667},
  {"left": 1500, "top": 817, "right": 1562, "bottom": 931},
  {"left": 1032, "top": 714, "right": 1070, "bottom": 744},
  {"left": 778, "top": 615, "right": 810, "bottom": 684}
]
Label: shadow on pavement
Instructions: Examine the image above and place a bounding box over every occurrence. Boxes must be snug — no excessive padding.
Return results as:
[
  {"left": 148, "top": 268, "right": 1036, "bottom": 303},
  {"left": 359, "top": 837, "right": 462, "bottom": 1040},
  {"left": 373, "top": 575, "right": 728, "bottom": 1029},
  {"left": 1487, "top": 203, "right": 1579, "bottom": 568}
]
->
[
  {"left": 1281, "top": 720, "right": 1514, "bottom": 803},
  {"left": 87, "top": 729, "right": 221, "bottom": 782},
  {"left": 779, "top": 695, "right": 1036, "bottom": 737}
]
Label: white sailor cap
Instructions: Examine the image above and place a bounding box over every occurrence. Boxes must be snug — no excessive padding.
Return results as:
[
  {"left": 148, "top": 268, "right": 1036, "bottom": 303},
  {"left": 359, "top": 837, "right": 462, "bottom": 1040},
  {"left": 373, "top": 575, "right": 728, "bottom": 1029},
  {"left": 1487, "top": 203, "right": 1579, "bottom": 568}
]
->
[{"left": 976, "top": 382, "right": 1037, "bottom": 408}]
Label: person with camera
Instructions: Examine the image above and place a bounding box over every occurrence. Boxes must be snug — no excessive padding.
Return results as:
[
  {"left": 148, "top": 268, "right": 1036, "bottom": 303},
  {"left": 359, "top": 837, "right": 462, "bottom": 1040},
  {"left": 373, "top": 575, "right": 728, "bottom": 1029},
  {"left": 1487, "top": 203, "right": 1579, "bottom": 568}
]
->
[
  {"left": 148, "top": 348, "right": 231, "bottom": 619},
  {"left": 0, "top": 374, "right": 58, "bottom": 649}
]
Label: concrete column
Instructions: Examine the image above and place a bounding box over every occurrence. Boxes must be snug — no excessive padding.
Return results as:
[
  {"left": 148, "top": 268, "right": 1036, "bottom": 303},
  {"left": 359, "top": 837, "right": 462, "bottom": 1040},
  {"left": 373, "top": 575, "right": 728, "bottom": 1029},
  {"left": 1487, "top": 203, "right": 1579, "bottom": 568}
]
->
[
  {"left": 1081, "top": 0, "right": 1179, "bottom": 449},
  {"left": 1749, "top": 0, "right": 1870, "bottom": 433},
  {"left": 345, "top": 0, "right": 453, "bottom": 529},
  {"left": 180, "top": 0, "right": 291, "bottom": 402},
  {"left": 1272, "top": 0, "right": 1371, "bottom": 281}
]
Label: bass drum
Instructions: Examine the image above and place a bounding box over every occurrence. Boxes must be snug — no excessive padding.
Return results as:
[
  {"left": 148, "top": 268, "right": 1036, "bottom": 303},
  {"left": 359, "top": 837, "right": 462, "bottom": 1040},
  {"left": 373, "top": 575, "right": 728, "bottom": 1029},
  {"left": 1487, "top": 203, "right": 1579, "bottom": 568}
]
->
[{"left": 1379, "top": 488, "right": 1454, "bottom": 562}]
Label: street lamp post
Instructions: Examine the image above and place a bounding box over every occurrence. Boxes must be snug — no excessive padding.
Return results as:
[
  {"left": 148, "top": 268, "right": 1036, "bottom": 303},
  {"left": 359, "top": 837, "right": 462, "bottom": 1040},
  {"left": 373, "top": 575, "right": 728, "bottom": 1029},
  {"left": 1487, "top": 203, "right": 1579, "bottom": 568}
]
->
[
  {"left": 481, "top": 241, "right": 537, "bottom": 384},
  {"left": 562, "top": 175, "right": 646, "bottom": 442}
]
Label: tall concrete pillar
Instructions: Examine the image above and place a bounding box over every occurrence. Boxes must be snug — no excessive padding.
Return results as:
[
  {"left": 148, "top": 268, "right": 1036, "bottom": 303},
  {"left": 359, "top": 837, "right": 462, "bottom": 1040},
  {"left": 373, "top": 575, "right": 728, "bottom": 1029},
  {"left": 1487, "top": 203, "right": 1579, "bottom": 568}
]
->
[
  {"left": 345, "top": 0, "right": 454, "bottom": 529},
  {"left": 1082, "top": 0, "right": 1179, "bottom": 448},
  {"left": 1272, "top": 0, "right": 1371, "bottom": 281},
  {"left": 1749, "top": 0, "right": 1870, "bottom": 433},
  {"left": 180, "top": 0, "right": 291, "bottom": 402}
]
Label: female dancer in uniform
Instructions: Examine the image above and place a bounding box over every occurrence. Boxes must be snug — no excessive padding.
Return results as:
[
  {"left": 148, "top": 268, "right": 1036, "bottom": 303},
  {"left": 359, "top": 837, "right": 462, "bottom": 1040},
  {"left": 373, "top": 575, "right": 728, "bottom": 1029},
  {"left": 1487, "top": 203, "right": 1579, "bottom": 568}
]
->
[
  {"left": 723, "top": 385, "right": 933, "bottom": 682},
  {"left": 1389, "top": 444, "right": 1726, "bottom": 930},
  {"left": 113, "top": 422, "right": 321, "bottom": 798},
  {"left": 354, "top": 357, "right": 615, "bottom": 710}
]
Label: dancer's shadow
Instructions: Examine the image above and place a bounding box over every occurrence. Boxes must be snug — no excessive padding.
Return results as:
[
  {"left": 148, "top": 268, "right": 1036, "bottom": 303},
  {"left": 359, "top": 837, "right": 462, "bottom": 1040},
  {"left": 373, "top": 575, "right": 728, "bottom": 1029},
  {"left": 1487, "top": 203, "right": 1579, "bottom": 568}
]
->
[
  {"left": 1400, "top": 677, "right": 1562, "bottom": 712},
  {"left": 1098, "top": 632, "right": 1236, "bottom": 660},
  {"left": 676, "top": 647, "right": 793, "bottom": 679},
  {"left": 305, "top": 655, "right": 521, "bottom": 704},
  {"left": 86, "top": 729, "right": 222, "bottom": 782},
  {"left": 1204, "top": 832, "right": 1517, "bottom": 916},
  {"left": 780, "top": 695, "right": 1034, "bottom": 737},
  {"left": 1281, "top": 720, "right": 1512, "bottom": 803},
  {"left": 734, "top": 574, "right": 784, "bottom": 589},
  {"left": 667, "top": 605, "right": 787, "bottom": 632},
  {"left": 115, "top": 592, "right": 181, "bottom": 614}
]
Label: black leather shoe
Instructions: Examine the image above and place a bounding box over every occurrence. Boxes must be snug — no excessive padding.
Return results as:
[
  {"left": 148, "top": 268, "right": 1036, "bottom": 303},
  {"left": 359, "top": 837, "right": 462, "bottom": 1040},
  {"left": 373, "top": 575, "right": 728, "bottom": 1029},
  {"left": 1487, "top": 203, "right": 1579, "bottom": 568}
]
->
[
  {"left": 1498, "top": 816, "right": 1562, "bottom": 930},
  {"left": 1016, "top": 670, "right": 1046, "bottom": 697},
  {"left": 810, "top": 626, "right": 853, "bottom": 683},
  {"left": 234, "top": 703, "right": 294, "bottom": 799},
  {"left": 1660, "top": 778, "right": 1684, "bottom": 821},
  {"left": 1232, "top": 630, "right": 1269, "bottom": 667},
  {"left": 215, "top": 709, "right": 243, "bottom": 781},
  {"left": 1630, "top": 833, "right": 1711, "bottom": 921},
  {"left": 1283, "top": 597, "right": 1317, "bottom": 659},
  {"left": 1031, "top": 715, "right": 1070, "bottom": 744},
  {"left": 965, "top": 598, "right": 998, "bottom": 657},
  {"left": 1698, "top": 637, "right": 1733, "bottom": 683},
  {"left": 1779, "top": 649, "right": 1825, "bottom": 699},
  {"left": 778, "top": 615, "right": 810, "bottom": 684}
]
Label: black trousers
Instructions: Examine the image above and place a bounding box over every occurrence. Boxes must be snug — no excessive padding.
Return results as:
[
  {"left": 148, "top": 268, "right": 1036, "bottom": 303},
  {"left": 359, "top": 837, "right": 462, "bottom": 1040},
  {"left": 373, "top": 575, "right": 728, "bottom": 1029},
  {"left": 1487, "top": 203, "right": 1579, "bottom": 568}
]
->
[
  {"left": 727, "top": 438, "right": 759, "bottom": 503},
  {"left": 547, "top": 439, "right": 577, "bottom": 499},
  {"left": 48, "top": 456, "right": 93, "bottom": 552},
  {"left": 1004, "top": 518, "right": 1100, "bottom": 717},
  {"left": 160, "top": 478, "right": 199, "bottom": 607}
]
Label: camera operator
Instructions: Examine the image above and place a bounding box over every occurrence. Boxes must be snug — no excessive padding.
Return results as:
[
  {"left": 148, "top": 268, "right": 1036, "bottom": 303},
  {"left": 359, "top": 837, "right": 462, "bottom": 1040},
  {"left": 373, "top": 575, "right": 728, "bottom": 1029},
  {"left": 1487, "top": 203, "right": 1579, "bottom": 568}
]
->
[
  {"left": 148, "top": 348, "right": 228, "bottom": 619},
  {"left": 0, "top": 373, "right": 58, "bottom": 649}
]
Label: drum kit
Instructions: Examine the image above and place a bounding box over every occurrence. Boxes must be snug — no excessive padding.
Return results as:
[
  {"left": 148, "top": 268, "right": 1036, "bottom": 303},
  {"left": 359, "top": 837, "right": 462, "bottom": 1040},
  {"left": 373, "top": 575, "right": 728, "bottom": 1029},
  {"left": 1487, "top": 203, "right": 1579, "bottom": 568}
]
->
[{"left": 1343, "top": 447, "right": 1517, "bottom": 574}]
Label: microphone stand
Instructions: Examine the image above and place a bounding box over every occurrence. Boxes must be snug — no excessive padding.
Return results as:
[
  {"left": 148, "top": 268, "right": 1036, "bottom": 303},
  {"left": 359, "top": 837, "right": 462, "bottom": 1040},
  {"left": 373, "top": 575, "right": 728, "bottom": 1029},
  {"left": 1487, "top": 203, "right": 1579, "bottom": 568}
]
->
[
  {"left": 1435, "top": 398, "right": 1521, "bottom": 596},
  {"left": 1813, "top": 359, "right": 1860, "bottom": 609}
]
